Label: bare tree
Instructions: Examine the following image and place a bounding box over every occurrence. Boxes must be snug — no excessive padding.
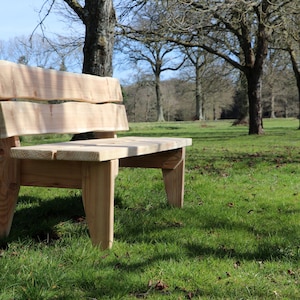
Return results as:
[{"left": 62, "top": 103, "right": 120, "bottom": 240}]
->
[
  {"left": 124, "top": 0, "right": 296, "bottom": 134},
  {"left": 163, "top": 1, "right": 280, "bottom": 134},
  {"left": 264, "top": 0, "right": 299, "bottom": 125},
  {"left": 0, "top": 35, "right": 62, "bottom": 68},
  {"left": 283, "top": 16, "right": 300, "bottom": 126},
  {"left": 36, "top": 0, "right": 117, "bottom": 140},
  {"left": 182, "top": 48, "right": 221, "bottom": 120},
  {"left": 117, "top": 2, "right": 186, "bottom": 121},
  {"left": 263, "top": 50, "right": 290, "bottom": 118}
]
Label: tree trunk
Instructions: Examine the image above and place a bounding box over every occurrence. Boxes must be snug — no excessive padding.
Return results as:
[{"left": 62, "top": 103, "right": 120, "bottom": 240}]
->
[
  {"left": 195, "top": 63, "right": 203, "bottom": 120},
  {"left": 247, "top": 71, "right": 264, "bottom": 134},
  {"left": 64, "top": 0, "right": 116, "bottom": 140},
  {"left": 83, "top": 0, "right": 115, "bottom": 76},
  {"left": 232, "top": 72, "right": 249, "bottom": 125},
  {"left": 288, "top": 48, "right": 300, "bottom": 129},
  {"left": 242, "top": 5, "right": 268, "bottom": 135},
  {"left": 270, "top": 92, "right": 276, "bottom": 118},
  {"left": 155, "top": 73, "right": 165, "bottom": 122}
]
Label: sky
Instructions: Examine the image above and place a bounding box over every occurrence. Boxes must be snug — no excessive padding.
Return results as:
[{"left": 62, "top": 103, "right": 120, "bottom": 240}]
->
[
  {"left": 0, "top": 1, "right": 132, "bottom": 80},
  {"left": 0, "top": 1, "right": 172, "bottom": 83},
  {"left": 0, "top": 1, "right": 68, "bottom": 41}
]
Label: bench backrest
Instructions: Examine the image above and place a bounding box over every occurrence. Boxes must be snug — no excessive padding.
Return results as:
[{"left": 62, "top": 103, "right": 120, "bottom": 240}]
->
[{"left": 0, "top": 60, "right": 129, "bottom": 139}]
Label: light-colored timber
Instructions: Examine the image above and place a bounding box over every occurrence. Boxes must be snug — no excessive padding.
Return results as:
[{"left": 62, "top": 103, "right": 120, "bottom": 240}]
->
[
  {"left": 11, "top": 137, "right": 191, "bottom": 162},
  {"left": 0, "top": 60, "right": 122, "bottom": 103},
  {"left": 0, "top": 60, "right": 192, "bottom": 250},
  {"left": 0, "top": 102, "right": 128, "bottom": 138}
]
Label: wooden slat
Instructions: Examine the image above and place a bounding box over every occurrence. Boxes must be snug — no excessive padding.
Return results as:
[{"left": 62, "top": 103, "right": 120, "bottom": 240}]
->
[
  {"left": 0, "top": 60, "right": 122, "bottom": 103},
  {"left": 0, "top": 102, "right": 129, "bottom": 138},
  {"left": 11, "top": 137, "right": 192, "bottom": 161}
]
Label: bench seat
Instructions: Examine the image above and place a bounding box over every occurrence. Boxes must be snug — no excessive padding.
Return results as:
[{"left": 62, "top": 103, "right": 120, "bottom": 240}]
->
[{"left": 11, "top": 137, "right": 192, "bottom": 161}]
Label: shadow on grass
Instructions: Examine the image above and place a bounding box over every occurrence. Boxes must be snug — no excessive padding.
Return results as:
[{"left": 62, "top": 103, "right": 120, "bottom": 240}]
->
[
  {"left": 2, "top": 192, "right": 300, "bottom": 298},
  {"left": 5, "top": 192, "right": 300, "bottom": 261},
  {"left": 115, "top": 202, "right": 300, "bottom": 262},
  {"left": 5, "top": 193, "right": 86, "bottom": 244}
]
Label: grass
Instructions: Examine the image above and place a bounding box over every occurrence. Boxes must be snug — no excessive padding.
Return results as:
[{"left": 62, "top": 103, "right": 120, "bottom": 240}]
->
[{"left": 1, "top": 118, "right": 300, "bottom": 299}]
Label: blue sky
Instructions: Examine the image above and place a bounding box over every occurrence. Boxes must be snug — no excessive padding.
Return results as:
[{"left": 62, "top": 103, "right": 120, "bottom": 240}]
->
[
  {"left": 0, "top": 2, "right": 172, "bottom": 82},
  {"left": 0, "top": 1, "right": 66, "bottom": 41},
  {"left": 0, "top": 1, "right": 131, "bottom": 81}
]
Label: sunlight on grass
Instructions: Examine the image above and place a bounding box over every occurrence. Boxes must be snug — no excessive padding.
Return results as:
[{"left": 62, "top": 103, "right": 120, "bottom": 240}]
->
[{"left": 1, "top": 118, "right": 300, "bottom": 299}]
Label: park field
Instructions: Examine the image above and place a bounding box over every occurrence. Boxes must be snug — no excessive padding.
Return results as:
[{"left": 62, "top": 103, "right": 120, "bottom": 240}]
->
[{"left": 1, "top": 118, "right": 300, "bottom": 299}]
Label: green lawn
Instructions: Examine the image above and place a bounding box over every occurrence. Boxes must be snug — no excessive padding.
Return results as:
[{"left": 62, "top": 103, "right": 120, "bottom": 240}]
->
[{"left": 1, "top": 119, "right": 300, "bottom": 299}]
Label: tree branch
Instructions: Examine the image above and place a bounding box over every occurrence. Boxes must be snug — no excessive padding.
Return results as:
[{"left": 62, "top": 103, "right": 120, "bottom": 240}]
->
[
  {"left": 63, "top": 0, "right": 85, "bottom": 22},
  {"left": 30, "top": 0, "right": 56, "bottom": 40}
]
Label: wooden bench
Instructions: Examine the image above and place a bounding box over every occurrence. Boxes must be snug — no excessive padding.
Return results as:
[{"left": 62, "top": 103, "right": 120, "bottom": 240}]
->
[{"left": 0, "top": 60, "right": 192, "bottom": 250}]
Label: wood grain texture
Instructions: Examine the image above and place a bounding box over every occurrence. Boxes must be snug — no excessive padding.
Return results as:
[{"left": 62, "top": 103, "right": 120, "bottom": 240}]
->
[
  {"left": 20, "top": 160, "right": 82, "bottom": 188},
  {"left": 0, "top": 60, "right": 122, "bottom": 103},
  {"left": 0, "top": 137, "right": 20, "bottom": 237},
  {"left": 82, "top": 161, "right": 115, "bottom": 250},
  {"left": 162, "top": 148, "right": 186, "bottom": 208},
  {"left": 0, "top": 59, "right": 193, "bottom": 249},
  {"left": 0, "top": 102, "right": 128, "bottom": 138},
  {"left": 11, "top": 137, "right": 192, "bottom": 162},
  {"left": 120, "top": 148, "right": 184, "bottom": 169}
]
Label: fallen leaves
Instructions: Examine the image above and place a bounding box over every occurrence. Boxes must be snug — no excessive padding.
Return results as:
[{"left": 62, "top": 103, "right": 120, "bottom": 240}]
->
[
  {"left": 134, "top": 280, "right": 169, "bottom": 298},
  {"left": 234, "top": 261, "right": 241, "bottom": 269},
  {"left": 154, "top": 280, "right": 168, "bottom": 290},
  {"left": 288, "top": 269, "right": 295, "bottom": 276},
  {"left": 134, "top": 280, "right": 201, "bottom": 299}
]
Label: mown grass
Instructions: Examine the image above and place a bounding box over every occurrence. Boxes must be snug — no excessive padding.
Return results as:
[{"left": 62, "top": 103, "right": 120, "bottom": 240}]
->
[{"left": 1, "top": 119, "right": 300, "bottom": 299}]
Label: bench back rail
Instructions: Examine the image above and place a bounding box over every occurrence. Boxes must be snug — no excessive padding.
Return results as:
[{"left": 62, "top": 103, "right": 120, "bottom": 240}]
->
[
  {"left": 0, "top": 60, "right": 122, "bottom": 103},
  {"left": 0, "top": 101, "right": 128, "bottom": 138}
]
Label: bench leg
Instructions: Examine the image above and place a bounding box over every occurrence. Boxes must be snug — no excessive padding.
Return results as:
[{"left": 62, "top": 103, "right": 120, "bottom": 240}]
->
[
  {"left": 162, "top": 148, "right": 185, "bottom": 208},
  {"left": 0, "top": 137, "right": 20, "bottom": 238},
  {"left": 82, "top": 160, "right": 116, "bottom": 250},
  {"left": 120, "top": 148, "right": 186, "bottom": 208}
]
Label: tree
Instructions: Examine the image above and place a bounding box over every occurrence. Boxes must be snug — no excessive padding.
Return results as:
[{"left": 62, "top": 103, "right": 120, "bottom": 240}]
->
[
  {"left": 262, "top": 50, "right": 291, "bottom": 118},
  {"left": 268, "top": 0, "right": 300, "bottom": 125},
  {"left": 289, "top": 47, "right": 300, "bottom": 126},
  {"left": 282, "top": 9, "right": 300, "bottom": 126},
  {"left": 162, "top": 0, "right": 280, "bottom": 134},
  {"left": 182, "top": 48, "right": 225, "bottom": 120},
  {"left": 51, "top": 0, "right": 117, "bottom": 140},
  {"left": 1, "top": 35, "right": 60, "bottom": 68},
  {"left": 123, "top": 74, "right": 156, "bottom": 122},
  {"left": 62, "top": 0, "right": 116, "bottom": 76},
  {"left": 117, "top": 38, "right": 185, "bottom": 121},
  {"left": 125, "top": 0, "right": 296, "bottom": 134},
  {"left": 117, "top": 2, "right": 186, "bottom": 121}
]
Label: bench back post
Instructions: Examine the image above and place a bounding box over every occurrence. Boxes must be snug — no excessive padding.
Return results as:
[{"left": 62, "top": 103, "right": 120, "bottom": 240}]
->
[{"left": 0, "top": 137, "right": 20, "bottom": 237}]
